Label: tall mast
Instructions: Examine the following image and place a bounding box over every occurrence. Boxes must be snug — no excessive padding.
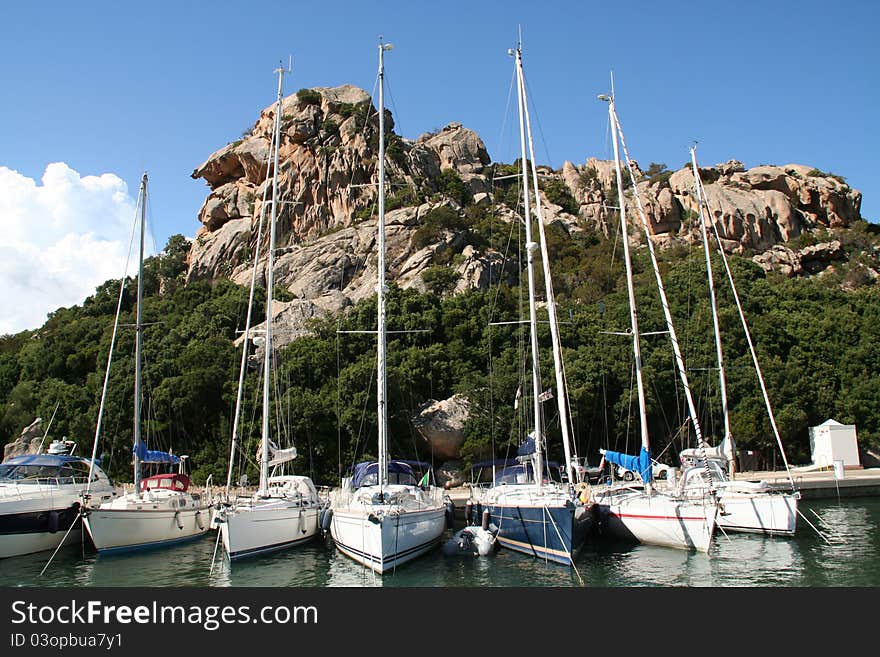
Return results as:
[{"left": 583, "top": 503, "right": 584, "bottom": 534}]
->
[
  {"left": 377, "top": 38, "right": 393, "bottom": 489},
  {"left": 695, "top": 163, "right": 797, "bottom": 487},
  {"left": 602, "top": 94, "right": 650, "bottom": 465},
  {"left": 133, "top": 173, "right": 147, "bottom": 491},
  {"left": 691, "top": 146, "right": 732, "bottom": 474},
  {"left": 610, "top": 115, "right": 705, "bottom": 449},
  {"left": 513, "top": 45, "right": 545, "bottom": 488},
  {"left": 516, "top": 48, "right": 575, "bottom": 486},
  {"left": 224, "top": 142, "right": 273, "bottom": 496},
  {"left": 260, "top": 63, "right": 285, "bottom": 496}
]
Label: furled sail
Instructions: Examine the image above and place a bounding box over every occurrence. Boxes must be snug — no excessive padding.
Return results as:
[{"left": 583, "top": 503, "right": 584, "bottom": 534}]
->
[
  {"left": 256, "top": 438, "right": 297, "bottom": 467},
  {"left": 602, "top": 446, "right": 653, "bottom": 483}
]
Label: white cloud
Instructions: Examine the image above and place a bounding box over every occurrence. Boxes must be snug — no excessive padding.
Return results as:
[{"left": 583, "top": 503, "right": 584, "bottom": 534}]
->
[{"left": 0, "top": 163, "right": 155, "bottom": 335}]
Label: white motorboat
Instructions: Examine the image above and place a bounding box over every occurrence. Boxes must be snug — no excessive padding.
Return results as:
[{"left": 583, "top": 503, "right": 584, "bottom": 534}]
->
[{"left": 0, "top": 452, "right": 116, "bottom": 558}]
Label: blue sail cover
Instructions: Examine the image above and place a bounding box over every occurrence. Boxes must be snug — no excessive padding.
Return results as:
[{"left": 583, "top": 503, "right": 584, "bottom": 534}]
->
[
  {"left": 133, "top": 439, "right": 181, "bottom": 465},
  {"left": 517, "top": 436, "right": 536, "bottom": 456},
  {"left": 351, "top": 461, "right": 419, "bottom": 488},
  {"left": 603, "top": 446, "right": 653, "bottom": 483}
]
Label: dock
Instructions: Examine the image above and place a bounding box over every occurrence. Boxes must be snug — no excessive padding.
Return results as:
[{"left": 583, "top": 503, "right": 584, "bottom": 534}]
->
[
  {"left": 440, "top": 467, "right": 880, "bottom": 512},
  {"left": 738, "top": 466, "right": 880, "bottom": 500}
]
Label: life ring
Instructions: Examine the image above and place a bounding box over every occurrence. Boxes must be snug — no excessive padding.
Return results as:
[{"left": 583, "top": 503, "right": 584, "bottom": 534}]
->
[{"left": 575, "top": 482, "right": 591, "bottom": 505}]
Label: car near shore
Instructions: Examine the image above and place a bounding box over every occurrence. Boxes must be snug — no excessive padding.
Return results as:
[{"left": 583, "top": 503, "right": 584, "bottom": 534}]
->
[{"left": 615, "top": 462, "right": 670, "bottom": 482}]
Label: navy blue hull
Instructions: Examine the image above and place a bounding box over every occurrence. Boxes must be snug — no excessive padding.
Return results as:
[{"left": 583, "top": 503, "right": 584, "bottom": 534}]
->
[{"left": 485, "top": 502, "right": 594, "bottom": 565}]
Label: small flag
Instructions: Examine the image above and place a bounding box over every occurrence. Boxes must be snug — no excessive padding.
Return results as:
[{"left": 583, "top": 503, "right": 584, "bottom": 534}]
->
[
  {"left": 538, "top": 388, "right": 554, "bottom": 403},
  {"left": 418, "top": 471, "right": 430, "bottom": 487},
  {"left": 513, "top": 385, "right": 522, "bottom": 410}
]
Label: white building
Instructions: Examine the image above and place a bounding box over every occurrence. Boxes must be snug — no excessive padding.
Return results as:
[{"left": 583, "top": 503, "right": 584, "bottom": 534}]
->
[{"left": 808, "top": 419, "right": 861, "bottom": 469}]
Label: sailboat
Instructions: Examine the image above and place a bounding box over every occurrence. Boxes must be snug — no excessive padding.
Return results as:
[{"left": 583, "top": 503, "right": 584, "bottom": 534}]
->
[
  {"left": 214, "top": 62, "right": 325, "bottom": 560},
  {"left": 327, "top": 38, "right": 448, "bottom": 575},
  {"left": 469, "top": 43, "right": 595, "bottom": 567},
  {"left": 83, "top": 173, "right": 213, "bottom": 553},
  {"left": 670, "top": 146, "right": 799, "bottom": 536},
  {"left": 590, "top": 91, "right": 718, "bottom": 553}
]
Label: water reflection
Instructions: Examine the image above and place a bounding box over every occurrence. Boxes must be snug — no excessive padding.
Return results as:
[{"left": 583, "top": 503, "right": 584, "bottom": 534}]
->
[{"left": 1, "top": 499, "right": 878, "bottom": 587}]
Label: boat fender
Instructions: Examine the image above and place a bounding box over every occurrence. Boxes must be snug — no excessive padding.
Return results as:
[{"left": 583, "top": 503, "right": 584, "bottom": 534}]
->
[
  {"left": 465, "top": 501, "right": 473, "bottom": 526},
  {"left": 475, "top": 503, "right": 483, "bottom": 526},
  {"left": 195, "top": 510, "right": 205, "bottom": 530},
  {"left": 47, "top": 511, "right": 59, "bottom": 534},
  {"left": 481, "top": 508, "right": 490, "bottom": 531},
  {"left": 445, "top": 501, "right": 456, "bottom": 529},
  {"left": 575, "top": 482, "right": 591, "bottom": 505},
  {"left": 174, "top": 511, "right": 184, "bottom": 530},
  {"left": 320, "top": 507, "right": 333, "bottom": 532}
]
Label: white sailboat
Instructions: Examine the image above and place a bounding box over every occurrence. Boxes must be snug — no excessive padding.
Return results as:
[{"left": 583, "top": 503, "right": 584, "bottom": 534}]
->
[
  {"left": 215, "top": 62, "right": 324, "bottom": 560},
  {"left": 671, "top": 147, "right": 799, "bottom": 536},
  {"left": 327, "top": 38, "right": 447, "bottom": 575},
  {"left": 590, "top": 91, "right": 718, "bottom": 553},
  {"left": 468, "top": 42, "right": 595, "bottom": 567},
  {"left": 83, "top": 173, "right": 212, "bottom": 553}
]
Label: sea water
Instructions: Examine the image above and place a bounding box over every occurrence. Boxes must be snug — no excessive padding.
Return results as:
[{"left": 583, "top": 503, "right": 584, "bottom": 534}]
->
[{"left": 2, "top": 498, "right": 878, "bottom": 587}]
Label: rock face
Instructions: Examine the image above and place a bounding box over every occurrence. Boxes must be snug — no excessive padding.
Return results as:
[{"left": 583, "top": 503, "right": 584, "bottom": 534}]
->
[
  {"left": 563, "top": 159, "right": 862, "bottom": 254},
  {"left": 3, "top": 418, "right": 44, "bottom": 461},
  {"left": 752, "top": 240, "right": 845, "bottom": 277},
  {"left": 411, "top": 395, "right": 471, "bottom": 460},
  {"left": 186, "top": 84, "right": 865, "bottom": 347}
]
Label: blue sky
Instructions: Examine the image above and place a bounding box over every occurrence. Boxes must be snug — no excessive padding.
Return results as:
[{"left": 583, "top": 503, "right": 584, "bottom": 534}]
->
[{"left": 1, "top": 0, "right": 877, "bottom": 331}]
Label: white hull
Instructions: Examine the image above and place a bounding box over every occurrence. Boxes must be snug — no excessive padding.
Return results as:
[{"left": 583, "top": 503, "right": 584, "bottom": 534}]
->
[
  {"left": 0, "top": 480, "right": 117, "bottom": 558},
  {"left": 329, "top": 485, "right": 446, "bottom": 574},
  {"left": 219, "top": 498, "right": 320, "bottom": 559},
  {"left": 595, "top": 488, "right": 716, "bottom": 552},
  {"left": 0, "top": 527, "right": 85, "bottom": 559},
  {"left": 672, "top": 464, "right": 799, "bottom": 536},
  {"left": 715, "top": 491, "right": 797, "bottom": 535},
  {"left": 84, "top": 496, "right": 211, "bottom": 553}
]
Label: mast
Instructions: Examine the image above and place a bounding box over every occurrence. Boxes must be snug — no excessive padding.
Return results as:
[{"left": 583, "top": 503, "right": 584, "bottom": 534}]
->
[
  {"left": 377, "top": 38, "right": 393, "bottom": 489},
  {"left": 260, "top": 63, "right": 285, "bottom": 497},
  {"left": 611, "top": 114, "right": 705, "bottom": 448},
  {"left": 133, "top": 173, "right": 147, "bottom": 492},
  {"left": 695, "top": 167, "right": 796, "bottom": 489},
  {"left": 224, "top": 141, "right": 273, "bottom": 496},
  {"left": 601, "top": 93, "right": 651, "bottom": 482},
  {"left": 512, "top": 44, "right": 545, "bottom": 488},
  {"left": 516, "top": 47, "right": 576, "bottom": 486},
  {"left": 690, "top": 146, "right": 733, "bottom": 476}
]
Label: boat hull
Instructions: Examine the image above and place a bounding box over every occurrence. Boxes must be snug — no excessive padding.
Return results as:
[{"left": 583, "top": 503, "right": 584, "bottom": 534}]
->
[
  {"left": 84, "top": 505, "right": 211, "bottom": 553},
  {"left": 0, "top": 526, "right": 85, "bottom": 559},
  {"left": 330, "top": 506, "right": 446, "bottom": 574},
  {"left": 595, "top": 490, "right": 716, "bottom": 552},
  {"left": 485, "top": 501, "right": 593, "bottom": 565},
  {"left": 219, "top": 499, "right": 321, "bottom": 560},
  {"left": 716, "top": 492, "right": 797, "bottom": 535},
  {"left": 0, "top": 485, "right": 117, "bottom": 558}
]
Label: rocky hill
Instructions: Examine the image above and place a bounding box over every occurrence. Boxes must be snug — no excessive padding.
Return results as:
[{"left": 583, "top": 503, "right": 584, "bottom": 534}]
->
[{"left": 187, "top": 84, "right": 866, "bottom": 348}]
